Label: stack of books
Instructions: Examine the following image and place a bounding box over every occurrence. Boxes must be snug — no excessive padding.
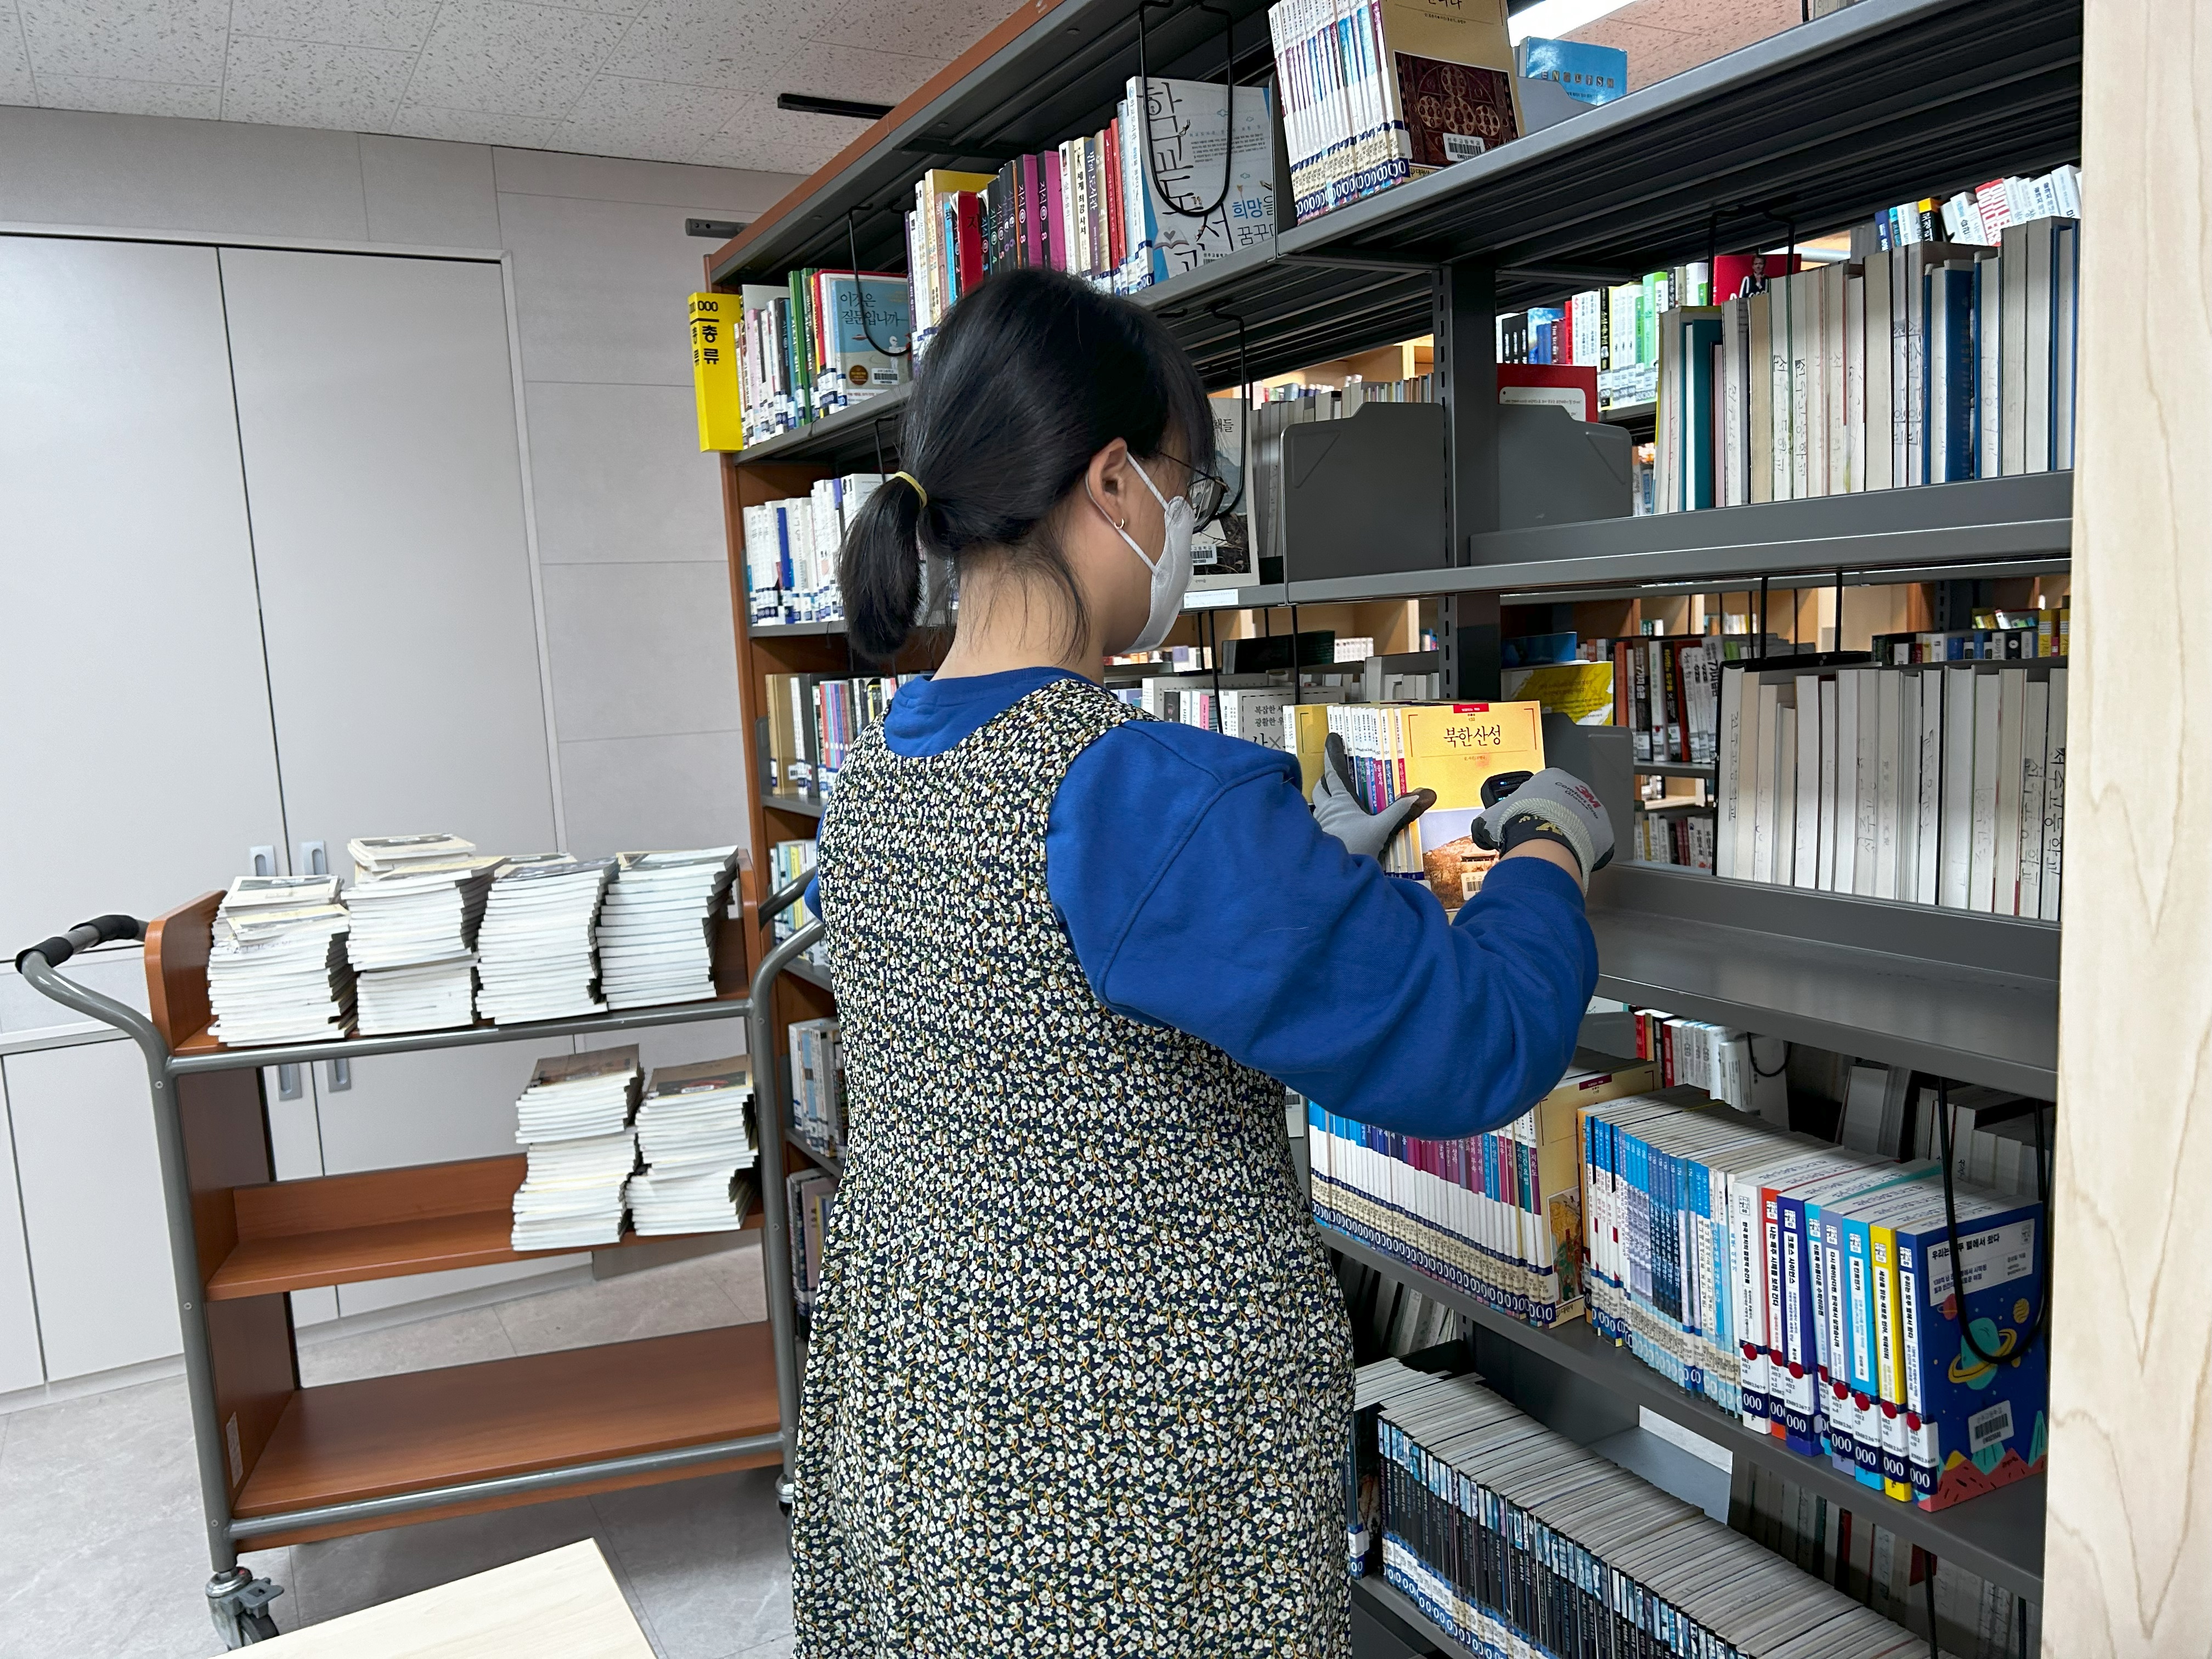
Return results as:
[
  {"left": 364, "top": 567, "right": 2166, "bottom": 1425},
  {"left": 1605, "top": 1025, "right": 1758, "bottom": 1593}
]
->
[
  {"left": 738, "top": 475, "right": 883, "bottom": 624},
  {"left": 344, "top": 835, "right": 501, "bottom": 1035},
  {"left": 758, "top": 673, "right": 921, "bottom": 792},
  {"left": 475, "top": 855, "right": 613, "bottom": 1024},
  {"left": 627, "top": 1058, "right": 758, "bottom": 1235},
  {"left": 205, "top": 874, "right": 354, "bottom": 1046},
  {"left": 786, "top": 1017, "right": 845, "bottom": 1165},
  {"left": 509, "top": 1048, "right": 641, "bottom": 1250},
  {"left": 596, "top": 848, "right": 740, "bottom": 1009}
]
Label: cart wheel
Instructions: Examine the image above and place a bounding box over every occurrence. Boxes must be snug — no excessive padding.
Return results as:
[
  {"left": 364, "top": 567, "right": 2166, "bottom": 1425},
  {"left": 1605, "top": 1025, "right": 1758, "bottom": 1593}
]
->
[
  {"left": 776, "top": 1474, "right": 795, "bottom": 1520},
  {"left": 207, "top": 1568, "right": 286, "bottom": 1649}
]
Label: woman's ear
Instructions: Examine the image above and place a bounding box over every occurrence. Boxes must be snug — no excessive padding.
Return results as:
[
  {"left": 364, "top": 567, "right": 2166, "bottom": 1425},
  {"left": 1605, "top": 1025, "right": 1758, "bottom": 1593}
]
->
[{"left": 1086, "top": 438, "right": 1133, "bottom": 533}]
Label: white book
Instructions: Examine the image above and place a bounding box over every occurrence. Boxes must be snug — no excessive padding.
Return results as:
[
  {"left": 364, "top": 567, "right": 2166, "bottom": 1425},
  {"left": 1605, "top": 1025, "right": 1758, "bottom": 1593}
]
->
[
  {"left": 1771, "top": 276, "right": 1795, "bottom": 503},
  {"left": 1794, "top": 684, "right": 1822, "bottom": 888},
  {"left": 2017, "top": 676, "right": 2050, "bottom": 918},
  {"left": 1915, "top": 667, "right": 1945, "bottom": 906},
  {"left": 1992, "top": 668, "right": 2028, "bottom": 914},
  {"left": 1872, "top": 670, "right": 1902, "bottom": 899},
  {"left": 1977, "top": 253, "right": 2002, "bottom": 479},
  {"left": 2041, "top": 668, "right": 2067, "bottom": 920},
  {"left": 1752, "top": 678, "right": 1784, "bottom": 882},
  {"left": 1815, "top": 676, "right": 1839, "bottom": 890},
  {"left": 1843, "top": 273, "right": 1866, "bottom": 493},
  {"left": 1824, "top": 262, "right": 1848, "bottom": 496},
  {"left": 1803, "top": 269, "right": 1827, "bottom": 497},
  {"left": 1722, "top": 296, "right": 1747, "bottom": 507},
  {"left": 1940, "top": 663, "right": 1978, "bottom": 908},
  {"left": 1890, "top": 248, "right": 1911, "bottom": 486},
  {"left": 1864, "top": 252, "right": 1893, "bottom": 490},
  {"left": 1969, "top": 669, "right": 2003, "bottom": 911},
  {"left": 2000, "top": 223, "right": 2030, "bottom": 474},
  {"left": 1716, "top": 667, "right": 1745, "bottom": 879},
  {"left": 1790, "top": 271, "right": 1813, "bottom": 500},
  {"left": 1775, "top": 699, "right": 1801, "bottom": 887},
  {"left": 2024, "top": 220, "right": 2057, "bottom": 472},
  {"left": 1833, "top": 669, "right": 1861, "bottom": 894},
  {"left": 1894, "top": 669, "right": 1923, "bottom": 902},
  {"left": 1852, "top": 669, "right": 1881, "bottom": 896}
]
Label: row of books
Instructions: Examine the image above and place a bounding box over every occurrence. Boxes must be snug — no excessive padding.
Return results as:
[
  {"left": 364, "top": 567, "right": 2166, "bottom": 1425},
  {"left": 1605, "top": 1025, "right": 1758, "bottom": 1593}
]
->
[
  {"left": 1829, "top": 1060, "right": 2053, "bottom": 1202},
  {"left": 1268, "top": 0, "right": 1541, "bottom": 224},
  {"left": 1360, "top": 1357, "right": 1931, "bottom": 1658},
  {"left": 1308, "top": 1058, "right": 1660, "bottom": 1329},
  {"left": 204, "top": 839, "right": 739, "bottom": 1045},
  {"left": 736, "top": 275, "right": 908, "bottom": 443},
  {"left": 1875, "top": 164, "right": 2083, "bottom": 252},
  {"left": 1623, "top": 1009, "right": 1766, "bottom": 1116},
  {"left": 788, "top": 1167, "right": 839, "bottom": 1319},
  {"left": 1734, "top": 1460, "right": 2039, "bottom": 1656},
  {"left": 1874, "top": 607, "right": 2069, "bottom": 663},
  {"left": 509, "top": 1048, "right": 757, "bottom": 1250},
  {"left": 766, "top": 838, "right": 827, "bottom": 972},
  {"left": 788, "top": 1015, "right": 846, "bottom": 1167},
  {"left": 761, "top": 672, "right": 919, "bottom": 796},
  {"left": 903, "top": 76, "right": 1276, "bottom": 358},
  {"left": 1631, "top": 802, "right": 1717, "bottom": 871},
  {"left": 1714, "top": 660, "right": 2068, "bottom": 919},
  {"left": 1500, "top": 262, "right": 1721, "bottom": 410},
  {"left": 740, "top": 475, "right": 884, "bottom": 625},
  {"left": 1582, "top": 1089, "right": 2049, "bottom": 1513},
  {"left": 1653, "top": 214, "right": 2082, "bottom": 514}
]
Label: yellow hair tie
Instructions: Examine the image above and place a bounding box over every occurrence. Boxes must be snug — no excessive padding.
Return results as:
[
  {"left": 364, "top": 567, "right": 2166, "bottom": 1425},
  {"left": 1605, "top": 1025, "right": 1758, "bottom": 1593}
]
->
[{"left": 890, "top": 470, "right": 928, "bottom": 508}]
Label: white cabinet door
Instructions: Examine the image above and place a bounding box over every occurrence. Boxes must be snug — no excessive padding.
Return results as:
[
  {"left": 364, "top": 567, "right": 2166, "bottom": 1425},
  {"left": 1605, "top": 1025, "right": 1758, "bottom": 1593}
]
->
[
  {"left": 5, "top": 1041, "right": 182, "bottom": 1379},
  {"left": 0, "top": 238, "right": 287, "bottom": 950},
  {"left": 216, "top": 246, "right": 558, "bottom": 864},
  {"left": 217, "top": 247, "right": 573, "bottom": 1317},
  {"left": 0, "top": 1062, "right": 46, "bottom": 1393}
]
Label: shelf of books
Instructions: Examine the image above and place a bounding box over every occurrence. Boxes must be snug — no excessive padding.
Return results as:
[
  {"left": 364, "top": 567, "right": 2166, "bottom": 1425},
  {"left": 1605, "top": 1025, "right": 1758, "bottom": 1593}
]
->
[{"left": 706, "top": 0, "right": 2080, "bottom": 1640}]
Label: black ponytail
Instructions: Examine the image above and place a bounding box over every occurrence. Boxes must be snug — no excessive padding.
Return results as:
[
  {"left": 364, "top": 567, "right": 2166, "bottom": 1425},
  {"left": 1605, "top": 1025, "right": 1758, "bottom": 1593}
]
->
[{"left": 839, "top": 267, "right": 1214, "bottom": 661}]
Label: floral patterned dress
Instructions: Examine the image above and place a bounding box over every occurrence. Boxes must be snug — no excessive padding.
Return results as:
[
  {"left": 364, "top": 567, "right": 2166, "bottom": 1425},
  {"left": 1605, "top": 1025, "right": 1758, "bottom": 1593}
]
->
[{"left": 791, "top": 674, "right": 1353, "bottom": 1657}]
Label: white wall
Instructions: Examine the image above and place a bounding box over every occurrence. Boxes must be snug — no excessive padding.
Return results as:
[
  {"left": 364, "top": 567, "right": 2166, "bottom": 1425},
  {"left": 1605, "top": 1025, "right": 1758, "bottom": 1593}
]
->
[{"left": 0, "top": 105, "right": 797, "bottom": 860}]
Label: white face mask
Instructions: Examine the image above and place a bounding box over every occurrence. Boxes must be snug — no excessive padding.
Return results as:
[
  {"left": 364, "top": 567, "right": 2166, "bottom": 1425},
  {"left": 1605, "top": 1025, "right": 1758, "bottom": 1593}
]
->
[{"left": 1103, "top": 458, "right": 1195, "bottom": 654}]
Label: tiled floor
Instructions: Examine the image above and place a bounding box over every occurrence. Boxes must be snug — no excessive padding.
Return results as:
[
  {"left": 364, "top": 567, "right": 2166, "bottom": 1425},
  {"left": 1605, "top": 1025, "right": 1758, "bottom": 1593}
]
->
[{"left": 0, "top": 1245, "right": 791, "bottom": 1659}]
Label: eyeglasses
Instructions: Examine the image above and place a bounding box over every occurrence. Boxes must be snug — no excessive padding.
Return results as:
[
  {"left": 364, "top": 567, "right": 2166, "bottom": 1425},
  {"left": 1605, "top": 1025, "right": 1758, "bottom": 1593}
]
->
[{"left": 1155, "top": 452, "right": 1234, "bottom": 525}]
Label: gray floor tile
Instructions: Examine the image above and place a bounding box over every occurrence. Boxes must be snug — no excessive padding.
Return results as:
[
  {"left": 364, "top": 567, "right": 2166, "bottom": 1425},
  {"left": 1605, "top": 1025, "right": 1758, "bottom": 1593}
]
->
[
  {"left": 589, "top": 1468, "right": 792, "bottom": 1659},
  {"left": 0, "top": 1373, "right": 289, "bottom": 1658},
  {"left": 496, "top": 1249, "right": 753, "bottom": 1356},
  {"left": 295, "top": 1304, "right": 517, "bottom": 1387}
]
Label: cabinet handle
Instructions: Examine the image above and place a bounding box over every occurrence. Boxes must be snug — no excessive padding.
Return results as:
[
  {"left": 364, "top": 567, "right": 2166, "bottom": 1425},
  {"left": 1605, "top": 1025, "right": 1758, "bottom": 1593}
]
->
[
  {"left": 298, "top": 841, "right": 329, "bottom": 877},
  {"left": 250, "top": 846, "right": 276, "bottom": 878},
  {"left": 276, "top": 1064, "right": 302, "bottom": 1101},
  {"left": 325, "top": 1058, "right": 351, "bottom": 1092}
]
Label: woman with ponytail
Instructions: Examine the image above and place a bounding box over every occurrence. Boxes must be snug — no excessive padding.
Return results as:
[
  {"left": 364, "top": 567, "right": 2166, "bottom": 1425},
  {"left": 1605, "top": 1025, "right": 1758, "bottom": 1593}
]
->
[{"left": 793, "top": 267, "right": 1610, "bottom": 1657}]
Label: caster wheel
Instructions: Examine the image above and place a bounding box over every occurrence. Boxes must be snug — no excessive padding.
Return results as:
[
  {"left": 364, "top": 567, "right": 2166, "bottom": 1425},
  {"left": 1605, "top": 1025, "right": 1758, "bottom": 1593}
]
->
[{"left": 243, "top": 1610, "right": 280, "bottom": 1643}]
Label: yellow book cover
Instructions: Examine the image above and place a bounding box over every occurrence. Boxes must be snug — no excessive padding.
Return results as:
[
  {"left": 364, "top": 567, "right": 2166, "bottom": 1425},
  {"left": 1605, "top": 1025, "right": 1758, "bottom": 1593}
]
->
[
  {"left": 1376, "top": 0, "right": 1523, "bottom": 172},
  {"left": 1395, "top": 699, "right": 1547, "bottom": 860},
  {"left": 1532, "top": 1059, "right": 1661, "bottom": 1323},
  {"left": 1290, "top": 702, "right": 1335, "bottom": 800},
  {"left": 1502, "top": 662, "right": 1615, "bottom": 726},
  {"left": 1870, "top": 1219, "right": 1912, "bottom": 1501},
  {"left": 688, "top": 292, "right": 744, "bottom": 452}
]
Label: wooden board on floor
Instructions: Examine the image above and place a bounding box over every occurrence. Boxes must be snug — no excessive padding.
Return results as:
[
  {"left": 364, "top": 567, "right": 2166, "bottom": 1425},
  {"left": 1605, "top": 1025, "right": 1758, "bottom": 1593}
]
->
[{"left": 253, "top": 1539, "right": 653, "bottom": 1657}]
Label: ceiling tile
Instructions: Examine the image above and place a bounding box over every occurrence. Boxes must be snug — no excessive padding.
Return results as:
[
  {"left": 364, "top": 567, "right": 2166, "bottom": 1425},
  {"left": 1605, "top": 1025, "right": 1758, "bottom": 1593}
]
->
[
  {"left": 221, "top": 36, "right": 416, "bottom": 130},
  {"left": 806, "top": 0, "right": 1013, "bottom": 63},
  {"left": 557, "top": 74, "right": 746, "bottom": 162},
  {"left": 18, "top": 0, "right": 230, "bottom": 84},
  {"left": 0, "top": 13, "right": 34, "bottom": 104},
  {"left": 405, "top": 1, "right": 631, "bottom": 118},
  {"left": 691, "top": 87, "right": 859, "bottom": 174},
  {"left": 390, "top": 102, "right": 568, "bottom": 147},
  {"left": 227, "top": 0, "right": 443, "bottom": 52},
  {"left": 438, "top": 0, "right": 648, "bottom": 16},
  {"left": 35, "top": 72, "right": 221, "bottom": 118},
  {"left": 609, "top": 5, "right": 936, "bottom": 103}
]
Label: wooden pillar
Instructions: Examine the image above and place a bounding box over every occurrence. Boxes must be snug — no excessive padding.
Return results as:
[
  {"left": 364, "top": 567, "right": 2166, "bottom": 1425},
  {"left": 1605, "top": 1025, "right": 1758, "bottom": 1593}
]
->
[{"left": 2045, "top": 1, "right": 2212, "bottom": 1649}]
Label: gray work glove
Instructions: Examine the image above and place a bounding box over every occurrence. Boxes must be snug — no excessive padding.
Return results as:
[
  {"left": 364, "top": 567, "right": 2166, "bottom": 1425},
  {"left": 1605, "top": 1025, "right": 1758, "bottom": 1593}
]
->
[
  {"left": 1313, "top": 732, "right": 1435, "bottom": 862},
  {"left": 1472, "top": 766, "right": 1615, "bottom": 877}
]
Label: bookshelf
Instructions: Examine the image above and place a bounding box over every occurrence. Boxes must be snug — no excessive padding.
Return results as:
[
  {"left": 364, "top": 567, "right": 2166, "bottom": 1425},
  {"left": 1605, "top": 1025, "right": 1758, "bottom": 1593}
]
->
[{"left": 705, "top": 0, "right": 2083, "bottom": 1635}]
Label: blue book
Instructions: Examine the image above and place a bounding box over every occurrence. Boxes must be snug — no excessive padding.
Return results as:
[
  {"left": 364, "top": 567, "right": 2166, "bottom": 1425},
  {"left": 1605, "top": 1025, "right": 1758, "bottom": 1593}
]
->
[
  {"left": 1515, "top": 38, "right": 1629, "bottom": 108},
  {"left": 1923, "top": 265, "right": 1979, "bottom": 482}
]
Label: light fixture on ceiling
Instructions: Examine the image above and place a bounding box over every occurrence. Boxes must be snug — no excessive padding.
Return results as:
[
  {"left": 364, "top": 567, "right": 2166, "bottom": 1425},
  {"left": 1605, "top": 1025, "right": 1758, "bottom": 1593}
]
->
[{"left": 777, "top": 92, "right": 896, "bottom": 121}]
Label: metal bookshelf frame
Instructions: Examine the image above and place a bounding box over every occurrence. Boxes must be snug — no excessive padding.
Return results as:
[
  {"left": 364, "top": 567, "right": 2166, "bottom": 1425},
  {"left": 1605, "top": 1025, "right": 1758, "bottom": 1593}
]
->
[{"left": 706, "top": 0, "right": 2079, "bottom": 1618}]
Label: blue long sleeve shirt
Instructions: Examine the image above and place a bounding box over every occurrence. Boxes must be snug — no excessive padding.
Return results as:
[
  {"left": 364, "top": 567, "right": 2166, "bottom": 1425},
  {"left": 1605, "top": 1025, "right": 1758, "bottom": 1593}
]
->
[{"left": 804, "top": 667, "right": 1598, "bottom": 1138}]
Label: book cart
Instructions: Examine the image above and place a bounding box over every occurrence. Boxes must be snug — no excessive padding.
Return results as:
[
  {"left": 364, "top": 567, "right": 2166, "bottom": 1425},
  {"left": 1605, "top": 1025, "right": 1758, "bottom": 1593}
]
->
[
  {"left": 15, "top": 873, "right": 823, "bottom": 1648},
  {"left": 707, "top": 0, "right": 2080, "bottom": 1643}
]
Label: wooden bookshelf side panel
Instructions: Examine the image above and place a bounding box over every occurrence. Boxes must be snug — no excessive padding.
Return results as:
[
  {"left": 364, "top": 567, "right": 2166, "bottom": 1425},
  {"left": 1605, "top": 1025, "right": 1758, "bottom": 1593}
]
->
[
  {"left": 2045, "top": 1, "right": 2212, "bottom": 1650},
  {"left": 207, "top": 1295, "right": 297, "bottom": 1502},
  {"left": 143, "top": 890, "right": 219, "bottom": 1049}
]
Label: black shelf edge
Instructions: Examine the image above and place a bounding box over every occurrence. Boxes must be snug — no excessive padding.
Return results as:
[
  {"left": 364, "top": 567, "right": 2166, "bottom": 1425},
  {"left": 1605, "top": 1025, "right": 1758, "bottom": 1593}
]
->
[
  {"left": 1587, "top": 866, "right": 2057, "bottom": 1097},
  {"left": 1284, "top": 0, "right": 2078, "bottom": 283},
  {"left": 764, "top": 791, "right": 828, "bottom": 819},
  {"left": 1323, "top": 1226, "right": 2045, "bottom": 1600},
  {"left": 1284, "top": 475, "right": 2072, "bottom": 606},
  {"left": 736, "top": 383, "right": 912, "bottom": 467},
  {"left": 1634, "top": 761, "right": 1717, "bottom": 779},
  {"left": 1351, "top": 1575, "right": 1480, "bottom": 1659}
]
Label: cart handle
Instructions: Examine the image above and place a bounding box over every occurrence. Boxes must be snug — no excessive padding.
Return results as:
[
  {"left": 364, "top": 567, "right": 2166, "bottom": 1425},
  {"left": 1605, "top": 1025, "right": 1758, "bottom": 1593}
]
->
[
  {"left": 757, "top": 874, "right": 810, "bottom": 925},
  {"left": 15, "top": 913, "right": 145, "bottom": 974}
]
